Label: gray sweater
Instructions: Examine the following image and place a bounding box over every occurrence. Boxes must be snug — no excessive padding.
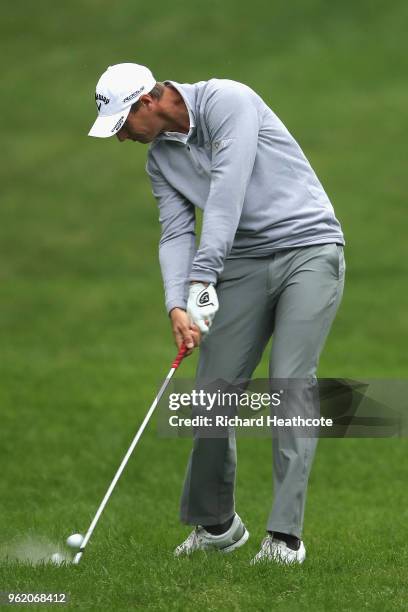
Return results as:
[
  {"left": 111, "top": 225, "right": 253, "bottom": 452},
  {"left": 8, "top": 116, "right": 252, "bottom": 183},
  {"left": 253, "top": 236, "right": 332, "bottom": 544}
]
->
[{"left": 146, "top": 78, "right": 345, "bottom": 313}]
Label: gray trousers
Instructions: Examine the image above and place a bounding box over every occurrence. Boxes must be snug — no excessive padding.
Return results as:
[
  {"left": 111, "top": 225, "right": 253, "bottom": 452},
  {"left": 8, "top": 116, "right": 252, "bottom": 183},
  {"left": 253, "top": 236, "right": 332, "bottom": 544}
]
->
[{"left": 180, "top": 243, "right": 345, "bottom": 538}]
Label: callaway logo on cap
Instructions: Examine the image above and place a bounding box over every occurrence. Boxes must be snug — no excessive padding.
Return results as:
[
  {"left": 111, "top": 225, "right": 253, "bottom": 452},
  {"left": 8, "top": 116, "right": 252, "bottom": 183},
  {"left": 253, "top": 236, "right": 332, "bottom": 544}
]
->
[{"left": 88, "top": 63, "right": 156, "bottom": 138}]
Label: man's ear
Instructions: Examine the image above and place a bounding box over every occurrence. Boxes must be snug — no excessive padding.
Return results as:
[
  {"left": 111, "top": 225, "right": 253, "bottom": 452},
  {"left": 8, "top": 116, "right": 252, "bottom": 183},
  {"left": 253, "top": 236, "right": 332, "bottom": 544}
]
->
[{"left": 140, "top": 94, "right": 155, "bottom": 110}]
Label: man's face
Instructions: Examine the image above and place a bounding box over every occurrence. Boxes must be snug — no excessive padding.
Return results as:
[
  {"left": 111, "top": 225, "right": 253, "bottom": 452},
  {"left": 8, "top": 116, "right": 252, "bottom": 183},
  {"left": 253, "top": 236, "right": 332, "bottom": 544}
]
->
[{"left": 116, "top": 98, "right": 162, "bottom": 144}]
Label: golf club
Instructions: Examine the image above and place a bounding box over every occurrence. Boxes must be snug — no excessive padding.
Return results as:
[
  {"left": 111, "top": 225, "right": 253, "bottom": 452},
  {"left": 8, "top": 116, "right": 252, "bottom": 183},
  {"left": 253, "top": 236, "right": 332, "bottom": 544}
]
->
[{"left": 72, "top": 342, "right": 188, "bottom": 565}]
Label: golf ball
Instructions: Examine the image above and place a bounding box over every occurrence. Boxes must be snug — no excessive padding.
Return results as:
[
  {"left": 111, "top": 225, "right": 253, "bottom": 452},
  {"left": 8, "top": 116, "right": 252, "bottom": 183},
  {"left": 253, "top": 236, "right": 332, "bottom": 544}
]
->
[
  {"left": 66, "top": 533, "right": 84, "bottom": 548},
  {"left": 51, "top": 552, "right": 64, "bottom": 565}
]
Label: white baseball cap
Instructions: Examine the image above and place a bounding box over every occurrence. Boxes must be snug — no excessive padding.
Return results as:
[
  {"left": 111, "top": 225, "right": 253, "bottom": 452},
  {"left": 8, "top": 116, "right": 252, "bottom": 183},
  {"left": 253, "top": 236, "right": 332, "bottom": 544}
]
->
[{"left": 88, "top": 63, "right": 156, "bottom": 138}]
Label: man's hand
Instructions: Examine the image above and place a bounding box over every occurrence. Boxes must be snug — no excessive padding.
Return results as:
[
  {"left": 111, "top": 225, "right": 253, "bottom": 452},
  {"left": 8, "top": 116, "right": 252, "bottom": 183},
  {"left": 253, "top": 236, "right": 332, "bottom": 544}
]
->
[
  {"left": 170, "top": 308, "right": 201, "bottom": 356},
  {"left": 187, "top": 283, "right": 219, "bottom": 335}
]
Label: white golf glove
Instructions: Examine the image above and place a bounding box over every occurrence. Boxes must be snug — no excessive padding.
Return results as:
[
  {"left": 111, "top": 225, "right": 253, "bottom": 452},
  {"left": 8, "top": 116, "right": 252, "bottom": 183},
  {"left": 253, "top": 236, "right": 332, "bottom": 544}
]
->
[{"left": 187, "top": 283, "right": 219, "bottom": 335}]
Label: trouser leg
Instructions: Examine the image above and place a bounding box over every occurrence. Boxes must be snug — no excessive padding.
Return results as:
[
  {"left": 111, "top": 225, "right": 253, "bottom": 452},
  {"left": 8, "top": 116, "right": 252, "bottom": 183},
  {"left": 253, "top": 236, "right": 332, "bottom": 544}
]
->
[
  {"left": 267, "top": 243, "right": 345, "bottom": 538},
  {"left": 180, "top": 258, "right": 273, "bottom": 525}
]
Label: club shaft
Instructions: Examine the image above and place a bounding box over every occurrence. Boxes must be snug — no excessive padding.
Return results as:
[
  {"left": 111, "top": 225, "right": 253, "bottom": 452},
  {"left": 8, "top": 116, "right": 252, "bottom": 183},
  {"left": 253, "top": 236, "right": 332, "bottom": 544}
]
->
[{"left": 73, "top": 346, "right": 186, "bottom": 564}]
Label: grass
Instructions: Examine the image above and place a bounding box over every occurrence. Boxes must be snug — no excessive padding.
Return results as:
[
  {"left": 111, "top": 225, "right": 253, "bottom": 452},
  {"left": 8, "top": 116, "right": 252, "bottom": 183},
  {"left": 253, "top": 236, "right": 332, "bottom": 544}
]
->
[{"left": 1, "top": 0, "right": 407, "bottom": 609}]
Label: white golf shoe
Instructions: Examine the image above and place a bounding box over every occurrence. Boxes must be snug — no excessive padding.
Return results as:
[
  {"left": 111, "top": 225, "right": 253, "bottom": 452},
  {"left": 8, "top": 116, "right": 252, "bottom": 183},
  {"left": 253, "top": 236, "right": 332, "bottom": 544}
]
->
[
  {"left": 251, "top": 534, "right": 306, "bottom": 565},
  {"left": 174, "top": 514, "right": 249, "bottom": 557}
]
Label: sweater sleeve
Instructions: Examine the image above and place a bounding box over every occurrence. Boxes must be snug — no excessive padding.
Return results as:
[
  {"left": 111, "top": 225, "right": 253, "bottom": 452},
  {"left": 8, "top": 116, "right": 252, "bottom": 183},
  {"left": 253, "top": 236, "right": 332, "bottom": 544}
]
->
[
  {"left": 189, "top": 83, "right": 260, "bottom": 283},
  {"left": 146, "top": 154, "right": 196, "bottom": 313}
]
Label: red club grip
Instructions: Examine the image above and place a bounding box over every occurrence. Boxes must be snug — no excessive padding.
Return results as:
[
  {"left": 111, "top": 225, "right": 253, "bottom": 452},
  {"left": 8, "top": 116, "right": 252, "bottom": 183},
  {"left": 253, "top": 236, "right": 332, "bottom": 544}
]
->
[{"left": 171, "top": 343, "right": 188, "bottom": 369}]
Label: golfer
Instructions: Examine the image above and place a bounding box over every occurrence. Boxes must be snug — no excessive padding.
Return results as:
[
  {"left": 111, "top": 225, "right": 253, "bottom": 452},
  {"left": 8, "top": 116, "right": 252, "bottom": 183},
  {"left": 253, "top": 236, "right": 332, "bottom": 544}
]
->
[{"left": 89, "top": 63, "right": 345, "bottom": 564}]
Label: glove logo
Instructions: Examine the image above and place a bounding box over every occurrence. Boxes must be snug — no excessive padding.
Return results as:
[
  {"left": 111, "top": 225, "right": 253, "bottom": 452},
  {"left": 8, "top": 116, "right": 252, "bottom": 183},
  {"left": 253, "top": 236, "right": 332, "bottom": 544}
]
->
[{"left": 197, "top": 290, "right": 213, "bottom": 307}]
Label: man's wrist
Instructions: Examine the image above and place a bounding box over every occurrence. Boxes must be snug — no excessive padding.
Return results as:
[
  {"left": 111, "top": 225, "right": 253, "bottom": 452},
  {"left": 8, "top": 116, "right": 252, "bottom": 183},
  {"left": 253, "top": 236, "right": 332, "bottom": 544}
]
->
[{"left": 169, "top": 306, "right": 186, "bottom": 317}]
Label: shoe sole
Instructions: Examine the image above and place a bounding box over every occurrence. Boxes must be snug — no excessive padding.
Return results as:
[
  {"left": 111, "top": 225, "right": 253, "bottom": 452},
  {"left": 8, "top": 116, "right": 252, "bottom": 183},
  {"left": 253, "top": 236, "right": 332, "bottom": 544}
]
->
[
  {"left": 219, "top": 528, "right": 250, "bottom": 554},
  {"left": 251, "top": 555, "right": 305, "bottom": 565}
]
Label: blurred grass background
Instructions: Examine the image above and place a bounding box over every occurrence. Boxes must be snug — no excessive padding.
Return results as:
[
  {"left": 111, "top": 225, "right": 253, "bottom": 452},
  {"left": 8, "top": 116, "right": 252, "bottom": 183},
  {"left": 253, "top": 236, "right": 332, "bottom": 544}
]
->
[{"left": 0, "top": 0, "right": 407, "bottom": 610}]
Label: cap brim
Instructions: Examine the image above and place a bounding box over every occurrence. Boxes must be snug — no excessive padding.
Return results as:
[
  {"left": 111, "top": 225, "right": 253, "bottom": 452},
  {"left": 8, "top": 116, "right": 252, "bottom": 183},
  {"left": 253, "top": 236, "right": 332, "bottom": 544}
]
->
[{"left": 88, "top": 107, "right": 130, "bottom": 138}]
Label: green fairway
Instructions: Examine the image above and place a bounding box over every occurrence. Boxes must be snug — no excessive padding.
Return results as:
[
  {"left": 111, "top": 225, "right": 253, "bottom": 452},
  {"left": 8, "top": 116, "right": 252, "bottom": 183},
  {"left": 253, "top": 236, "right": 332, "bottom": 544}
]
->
[{"left": 1, "top": 0, "right": 407, "bottom": 610}]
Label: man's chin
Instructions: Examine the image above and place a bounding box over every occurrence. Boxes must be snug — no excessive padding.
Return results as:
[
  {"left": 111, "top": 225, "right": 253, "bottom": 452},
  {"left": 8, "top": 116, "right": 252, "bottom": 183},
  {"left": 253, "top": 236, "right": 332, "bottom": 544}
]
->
[{"left": 132, "top": 136, "right": 152, "bottom": 144}]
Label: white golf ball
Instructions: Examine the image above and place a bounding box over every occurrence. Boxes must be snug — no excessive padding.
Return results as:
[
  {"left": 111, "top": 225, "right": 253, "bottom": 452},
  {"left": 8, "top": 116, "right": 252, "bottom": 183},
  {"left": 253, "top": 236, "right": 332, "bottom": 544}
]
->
[
  {"left": 51, "top": 552, "right": 64, "bottom": 565},
  {"left": 66, "top": 533, "right": 84, "bottom": 548}
]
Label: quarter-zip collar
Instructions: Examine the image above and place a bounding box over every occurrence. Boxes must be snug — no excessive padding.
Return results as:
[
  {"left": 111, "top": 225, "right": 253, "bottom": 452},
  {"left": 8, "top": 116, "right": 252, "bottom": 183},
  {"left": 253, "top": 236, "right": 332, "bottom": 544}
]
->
[{"left": 155, "top": 80, "right": 196, "bottom": 144}]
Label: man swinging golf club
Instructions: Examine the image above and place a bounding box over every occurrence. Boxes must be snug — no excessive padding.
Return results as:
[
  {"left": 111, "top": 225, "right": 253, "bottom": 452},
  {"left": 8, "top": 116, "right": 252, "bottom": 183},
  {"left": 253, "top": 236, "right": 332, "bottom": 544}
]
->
[{"left": 88, "top": 63, "right": 345, "bottom": 564}]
